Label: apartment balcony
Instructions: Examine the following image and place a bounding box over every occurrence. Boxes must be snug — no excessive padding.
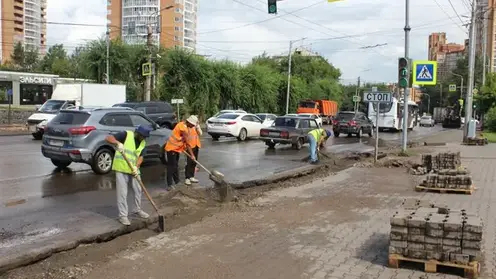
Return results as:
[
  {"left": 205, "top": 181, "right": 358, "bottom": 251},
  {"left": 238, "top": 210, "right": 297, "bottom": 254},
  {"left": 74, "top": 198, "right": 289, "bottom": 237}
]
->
[{"left": 14, "top": 0, "right": 23, "bottom": 9}]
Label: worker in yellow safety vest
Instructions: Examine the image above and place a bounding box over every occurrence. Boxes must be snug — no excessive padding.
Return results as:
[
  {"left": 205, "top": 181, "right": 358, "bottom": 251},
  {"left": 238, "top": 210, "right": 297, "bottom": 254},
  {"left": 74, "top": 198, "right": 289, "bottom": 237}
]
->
[
  {"left": 184, "top": 115, "right": 202, "bottom": 186},
  {"left": 164, "top": 116, "right": 196, "bottom": 189},
  {"left": 105, "top": 125, "right": 152, "bottom": 226},
  {"left": 307, "top": 128, "right": 332, "bottom": 164}
]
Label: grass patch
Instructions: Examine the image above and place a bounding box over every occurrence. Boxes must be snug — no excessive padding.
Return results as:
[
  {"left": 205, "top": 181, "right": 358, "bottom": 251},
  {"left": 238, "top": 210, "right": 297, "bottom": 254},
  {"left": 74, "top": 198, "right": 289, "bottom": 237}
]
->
[
  {"left": 0, "top": 104, "right": 36, "bottom": 111},
  {"left": 481, "top": 132, "right": 496, "bottom": 143}
]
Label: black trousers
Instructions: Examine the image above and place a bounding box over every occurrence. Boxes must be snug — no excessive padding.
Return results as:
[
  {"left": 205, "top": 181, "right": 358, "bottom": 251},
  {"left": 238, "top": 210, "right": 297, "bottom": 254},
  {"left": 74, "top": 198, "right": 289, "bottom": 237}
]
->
[
  {"left": 166, "top": 151, "right": 180, "bottom": 186},
  {"left": 185, "top": 147, "right": 199, "bottom": 179}
]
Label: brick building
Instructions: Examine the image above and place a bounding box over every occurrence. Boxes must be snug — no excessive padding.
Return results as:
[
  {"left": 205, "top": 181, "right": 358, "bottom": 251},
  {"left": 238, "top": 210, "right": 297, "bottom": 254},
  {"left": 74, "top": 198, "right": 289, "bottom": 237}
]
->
[{"left": 428, "top": 32, "right": 465, "bottom": 81}]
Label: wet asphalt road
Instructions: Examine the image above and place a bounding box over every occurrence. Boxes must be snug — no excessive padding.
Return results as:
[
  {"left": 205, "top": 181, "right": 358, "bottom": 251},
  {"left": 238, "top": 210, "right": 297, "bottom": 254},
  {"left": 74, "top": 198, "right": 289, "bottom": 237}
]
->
[
  {"left": 0, "top": 125, "right": 444, "bottom": 208},
  {"left": 0, "top": 125, "right": 446, "bottom": 270}
]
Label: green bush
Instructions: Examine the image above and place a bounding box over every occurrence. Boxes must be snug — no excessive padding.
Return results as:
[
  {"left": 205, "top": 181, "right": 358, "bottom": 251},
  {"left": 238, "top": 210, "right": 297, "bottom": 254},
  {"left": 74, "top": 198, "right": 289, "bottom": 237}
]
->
[{"left": 485, "top": 106, "right": 496, "bottom": 131}]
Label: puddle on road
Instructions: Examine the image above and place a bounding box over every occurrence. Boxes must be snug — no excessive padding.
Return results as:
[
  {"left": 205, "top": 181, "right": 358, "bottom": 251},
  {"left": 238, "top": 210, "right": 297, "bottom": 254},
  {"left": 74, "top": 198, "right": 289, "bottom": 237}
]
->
[{"left": 0, "top": 227, "right": 63, "bottom": 249}]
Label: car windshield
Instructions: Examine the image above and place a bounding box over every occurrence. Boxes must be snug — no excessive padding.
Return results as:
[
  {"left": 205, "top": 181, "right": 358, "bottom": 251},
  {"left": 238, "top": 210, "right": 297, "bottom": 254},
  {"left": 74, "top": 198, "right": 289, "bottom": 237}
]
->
[
  {"left": 38, "top": 100, "right": 66, "bottom": 113},
  {"left": 299, "top": 101, "right": 316, "bottom": 108},
  {"left": 256, "top": 114, "right": 266, "bottom": 120},
  {"left": 217, "top": 113, "right": 239, "bottom": 119},
  {"left": 337, "top": 113, "right": 355, "bottom": 121},
  {"left": 421, "top": 116, "right": 431, "bottom": 120},
  {"left": 274, "top": 117, "right": 297, "bottom": 127},
  {"left": 50, "top": 112, "right": 90, "bottom": 125}
]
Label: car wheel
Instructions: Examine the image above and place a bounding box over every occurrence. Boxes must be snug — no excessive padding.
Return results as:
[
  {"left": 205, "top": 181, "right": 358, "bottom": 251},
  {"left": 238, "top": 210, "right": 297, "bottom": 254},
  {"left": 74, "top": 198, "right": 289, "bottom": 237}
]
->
[
  {"left": 92, "top": 147, "right": 114, "bottom": 175},
  {"left": 267, "top": 142, "right": 276, "bottom": 149},
  {"left": 292, "top": 138, "right": 303, "bottom": 150},
  {"left": 211, "top": 135, "right": 220, "bottom": 141},
  {"left": 160, "top": 122, "right": 172, "bottom": 130},
  {"left": 334, "top": 132, "right": 340, "bottom": 137},
  {"left": 237, "top": 128, "right": 247, "bottom": 141},
  {"left": 32, "top": 133, "right": 43, "bottom": 140},
  {"left": 51, "top": 159, "right": 71, "bottom": 169},
  {"left": 356, "top": 128, "right": 362, "bottom": 138},
  {"left": 159, "top": 145, "right": 167, "bottom": 165},
  {"left": 368, "top": 128, "right": 373, "bottom": 137}
]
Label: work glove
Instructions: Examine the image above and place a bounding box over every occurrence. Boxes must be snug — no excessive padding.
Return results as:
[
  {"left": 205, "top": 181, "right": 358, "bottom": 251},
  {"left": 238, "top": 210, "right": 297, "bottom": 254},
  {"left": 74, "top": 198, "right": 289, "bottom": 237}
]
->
[
  {"left": 131, "top": 166, "right": 139, "bottom": 178},
  {"left": 116, "top": 142, "right": 125, "bottom": 153}
]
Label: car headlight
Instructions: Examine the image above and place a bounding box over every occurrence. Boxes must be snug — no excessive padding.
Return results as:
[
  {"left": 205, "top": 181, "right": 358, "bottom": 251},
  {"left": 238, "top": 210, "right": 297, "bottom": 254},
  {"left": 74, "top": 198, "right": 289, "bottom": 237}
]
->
[{"left": 37, "top": 120, "right": 48, "bottom": 128}]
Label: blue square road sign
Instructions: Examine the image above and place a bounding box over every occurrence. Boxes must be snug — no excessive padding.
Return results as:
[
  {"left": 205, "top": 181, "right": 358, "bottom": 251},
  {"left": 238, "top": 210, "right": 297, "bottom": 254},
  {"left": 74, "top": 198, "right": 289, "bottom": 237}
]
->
[{"left": 412, "top": 60, "right": 437, "bottom": 85}]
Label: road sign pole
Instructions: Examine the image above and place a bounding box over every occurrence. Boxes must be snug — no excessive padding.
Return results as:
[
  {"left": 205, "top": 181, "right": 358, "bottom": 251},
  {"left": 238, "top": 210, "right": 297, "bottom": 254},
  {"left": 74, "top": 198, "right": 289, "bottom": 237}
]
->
[
  {"left": 7, "top": 94, "right": 11, "bottom": 125},
  {"left": 402, "top": 0, "right": 411, "bottom": 153},
  {"left": 375, "top": 101, "right": 380, "bottom": 163}
]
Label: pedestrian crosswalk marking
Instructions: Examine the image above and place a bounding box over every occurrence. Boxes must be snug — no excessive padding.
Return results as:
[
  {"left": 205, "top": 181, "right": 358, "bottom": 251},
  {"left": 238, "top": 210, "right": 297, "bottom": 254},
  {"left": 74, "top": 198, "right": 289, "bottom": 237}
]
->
[{"left": 417, "top": 65, "right": 432, "bottom": 80}]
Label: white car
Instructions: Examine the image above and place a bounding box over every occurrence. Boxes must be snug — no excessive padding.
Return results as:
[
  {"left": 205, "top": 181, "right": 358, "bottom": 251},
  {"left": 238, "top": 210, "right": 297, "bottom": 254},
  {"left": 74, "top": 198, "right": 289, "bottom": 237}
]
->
[
  {"left": 256, "top": 113, "right": 277, "bottom": 127},
  {"left": 419, "top": 115, "right": 435, "bottom": 127},
  {"left": 207, "top": 109, "right": 247, "bottom": 124},
  {"left": 297, "top": 113, "right": 323, "bottom": 127},
  {"left": 207, "top": 113, "right": 266, "bottom": 141}
]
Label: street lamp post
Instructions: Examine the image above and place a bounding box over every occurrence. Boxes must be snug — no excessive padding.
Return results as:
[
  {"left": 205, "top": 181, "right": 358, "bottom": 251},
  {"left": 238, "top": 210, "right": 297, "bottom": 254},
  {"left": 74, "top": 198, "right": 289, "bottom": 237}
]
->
[
  {"left": 423, "top": 93, "right": 431, "bottom": 115},
  {"left": 285, "top": 37, "right": 307, "bottom": 115},
  {"left": 144, "top": 5, "right": 174, "bottom": 101},
  {"left": 451, "top": 73, "right": 464, "bottom": 99}
]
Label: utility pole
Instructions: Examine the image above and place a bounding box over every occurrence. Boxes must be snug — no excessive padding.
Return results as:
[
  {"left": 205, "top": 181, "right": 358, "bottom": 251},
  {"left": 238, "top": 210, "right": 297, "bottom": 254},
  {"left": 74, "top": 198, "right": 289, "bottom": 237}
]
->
[
  {"left": 464, "top": 0, "right": 477, "bottom": 141},
  {"left": 285, "top": 40, "right": 293, "bottom": 115},
  {"left": 354, "top": 76, "right": 361, "bottom": 113},
  {"left": 145, "top": 24, "right": 153, "bottom": 102},
  {"left": 106, "top": 29, "right": 110, "bottom": 84},
  {"left": 401, "top": 0, "right": 411, "bottom": 152},
  {"left": 482, "top": 6, "right": 488, "bottom": 86}
]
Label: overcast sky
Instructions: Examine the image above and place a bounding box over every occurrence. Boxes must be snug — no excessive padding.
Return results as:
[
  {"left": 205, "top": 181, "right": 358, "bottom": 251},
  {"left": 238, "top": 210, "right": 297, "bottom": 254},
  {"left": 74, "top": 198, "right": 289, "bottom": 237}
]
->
[{"left": 46, "top": 0, "right": 470, "bottom": 84}]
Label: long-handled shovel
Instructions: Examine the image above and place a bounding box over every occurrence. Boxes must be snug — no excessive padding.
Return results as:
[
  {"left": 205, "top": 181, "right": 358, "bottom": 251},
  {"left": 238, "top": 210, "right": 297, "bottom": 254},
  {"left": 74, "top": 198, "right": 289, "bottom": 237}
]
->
[
  {"left": 182, "top": 151, "right": 233, "bottom": 202},
  {"left": 120, "top": 151, "right": 165, "bottom": 232}
]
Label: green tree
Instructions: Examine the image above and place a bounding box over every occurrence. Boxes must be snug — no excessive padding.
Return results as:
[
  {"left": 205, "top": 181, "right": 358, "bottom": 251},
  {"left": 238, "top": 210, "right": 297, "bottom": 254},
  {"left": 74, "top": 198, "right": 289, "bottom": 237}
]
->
[
  {"left": 39, "top": 44, "right": 70, "bottom": 76},
  {"left": 10, "top": 42, "right": 25, "bottom": 69}
]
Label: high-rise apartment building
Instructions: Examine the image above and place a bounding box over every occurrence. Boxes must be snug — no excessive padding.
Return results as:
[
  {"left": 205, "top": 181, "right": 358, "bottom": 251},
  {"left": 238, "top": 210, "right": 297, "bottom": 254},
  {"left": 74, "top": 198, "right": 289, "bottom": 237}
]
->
[
  {"left": 0, "top": 0, "right": 47, "bottom": 63},
  {"left": 478, "top": 0, "right": 496, "bottom": 73},
  {"left": 107, "top": 0, "right": 197, "bottom": 51},
  {"left": 428, "top": 32, "right": 465, "bottom": 81}
]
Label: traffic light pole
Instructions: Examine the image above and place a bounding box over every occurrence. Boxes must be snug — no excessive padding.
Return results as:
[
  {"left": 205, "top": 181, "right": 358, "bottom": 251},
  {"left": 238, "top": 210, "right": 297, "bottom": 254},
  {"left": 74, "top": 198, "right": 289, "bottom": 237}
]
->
[
  {"left": 401, "top": 0, "right": 411, "bottom": 152},
  {"left": 285, "top": 40, "right": 293, "bottom": 115},
  {"left": 106, "top": 29, "right": 110, "bottom": 84},
  {"left": 354, "top": 76, "right": 360, "bottom": 113}
]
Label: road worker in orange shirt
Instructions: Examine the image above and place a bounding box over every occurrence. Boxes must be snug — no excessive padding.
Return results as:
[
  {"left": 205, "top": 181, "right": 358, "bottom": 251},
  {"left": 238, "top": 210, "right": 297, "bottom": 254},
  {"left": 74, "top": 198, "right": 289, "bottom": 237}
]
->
[{"left": 164, "top": 116, "right": 196, "bottom": 190}]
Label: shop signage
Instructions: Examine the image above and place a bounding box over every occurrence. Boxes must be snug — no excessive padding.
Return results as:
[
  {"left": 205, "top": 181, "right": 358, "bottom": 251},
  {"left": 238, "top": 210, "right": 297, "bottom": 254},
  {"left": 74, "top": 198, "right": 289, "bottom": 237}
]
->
[{"left": 19, "top": 76, "right": 53, "bottom": 85}]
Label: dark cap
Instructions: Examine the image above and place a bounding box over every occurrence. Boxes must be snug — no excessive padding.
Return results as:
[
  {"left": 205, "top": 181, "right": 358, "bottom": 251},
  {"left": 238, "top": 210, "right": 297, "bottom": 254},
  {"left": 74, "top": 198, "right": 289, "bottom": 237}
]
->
[{"left": 135, "top": 125, "right": 152, "bottom": 138}]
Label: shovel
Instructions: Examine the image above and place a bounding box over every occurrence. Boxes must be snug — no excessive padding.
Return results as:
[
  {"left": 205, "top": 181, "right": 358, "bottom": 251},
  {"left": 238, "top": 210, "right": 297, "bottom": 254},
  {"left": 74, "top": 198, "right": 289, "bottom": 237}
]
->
[
  {"left": 120, "top": 151, "right": 165, "bottom": 232},
  {"left": 182, "top": 151, "right": 233, "bottom": 202}
]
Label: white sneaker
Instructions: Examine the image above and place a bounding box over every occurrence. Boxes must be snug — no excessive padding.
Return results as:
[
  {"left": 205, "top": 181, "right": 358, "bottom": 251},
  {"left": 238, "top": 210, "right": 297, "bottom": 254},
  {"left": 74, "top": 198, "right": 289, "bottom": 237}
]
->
[
  {"left": 190, "top": 177, "right": 199, "bottom": 183},
  {"left": 185, "top": 179, "right": 192, "bottom": 186},
  {"left": 135, "top": 210, "right": 149, "bottom": 219},
  {"left": 119, "top": 217, "right": 131, "bottom": 226}
]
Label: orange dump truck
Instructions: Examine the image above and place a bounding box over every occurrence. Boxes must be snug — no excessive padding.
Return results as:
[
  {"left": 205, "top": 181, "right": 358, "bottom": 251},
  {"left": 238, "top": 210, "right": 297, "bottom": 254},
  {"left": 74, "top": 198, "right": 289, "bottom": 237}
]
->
[{"left": 297, "top": 100, "right": 338, "bottom": 124}]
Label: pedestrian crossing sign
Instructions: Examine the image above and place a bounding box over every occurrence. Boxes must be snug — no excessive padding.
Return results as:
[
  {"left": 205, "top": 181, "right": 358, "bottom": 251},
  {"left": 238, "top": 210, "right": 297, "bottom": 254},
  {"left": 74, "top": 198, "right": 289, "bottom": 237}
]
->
[{"left": 412, "top": 60, "right": 437, "bottom": 85}]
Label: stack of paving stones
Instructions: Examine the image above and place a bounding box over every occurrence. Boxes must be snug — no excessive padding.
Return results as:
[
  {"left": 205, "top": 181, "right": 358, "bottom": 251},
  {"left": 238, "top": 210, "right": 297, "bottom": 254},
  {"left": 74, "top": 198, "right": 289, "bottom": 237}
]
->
[
  {"left": 420, "top": 169, "right": 473, "bottom": 190},
  {"left": 389, "top": 199, "right": 483, "bottom": 265},
  {"left": 421, "top": 152, "right": 461, "bottom": 172}
]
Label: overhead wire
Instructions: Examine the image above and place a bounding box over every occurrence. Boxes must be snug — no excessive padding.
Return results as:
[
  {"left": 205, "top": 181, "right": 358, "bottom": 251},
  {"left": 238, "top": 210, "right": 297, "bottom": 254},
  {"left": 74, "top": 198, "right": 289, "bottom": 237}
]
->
[
  {"left": 447, "top": 0, "right": 467, "bottom": 27},
  {"left": 433, "top": 0, "right": 467, "bottom": 33}
]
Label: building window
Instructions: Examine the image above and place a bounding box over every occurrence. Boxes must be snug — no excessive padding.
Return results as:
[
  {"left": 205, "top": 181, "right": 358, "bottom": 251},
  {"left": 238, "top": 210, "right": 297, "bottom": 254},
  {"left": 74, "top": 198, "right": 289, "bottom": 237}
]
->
[
  {"left": 174, "top": 36, "right": 179, "bottom": 41},
  {"left": 174, "top": 17, "right": 180, "bottom": 22},
  {"left": 174, "top": 26, "right": 180, "bottom": 31},
  {"left": 108, "top": 0, "right": 111, "bottom": 5}
]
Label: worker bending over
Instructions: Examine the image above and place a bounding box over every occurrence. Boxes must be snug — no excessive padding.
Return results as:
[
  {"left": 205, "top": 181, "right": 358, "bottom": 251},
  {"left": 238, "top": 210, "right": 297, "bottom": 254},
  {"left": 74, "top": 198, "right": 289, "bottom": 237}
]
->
[
  {"left": 106, "top": 125, "right": 152, "bottom": 226},
  {"left": 307, "top": 128, "right": 332, "bottom": 164},
  {"left": 164, "top": 116, "right": 196, "bottom": 189}
]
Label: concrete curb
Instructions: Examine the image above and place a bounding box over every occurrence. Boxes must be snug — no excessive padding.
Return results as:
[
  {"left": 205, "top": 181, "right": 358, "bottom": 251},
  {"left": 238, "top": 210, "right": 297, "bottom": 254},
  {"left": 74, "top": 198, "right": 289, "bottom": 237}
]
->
[
  {"left": 0, "top": 131, "right": 30, "bottom": 137},
  {"left": 0, "top": 164, "right": 326, "bottom": 275}
]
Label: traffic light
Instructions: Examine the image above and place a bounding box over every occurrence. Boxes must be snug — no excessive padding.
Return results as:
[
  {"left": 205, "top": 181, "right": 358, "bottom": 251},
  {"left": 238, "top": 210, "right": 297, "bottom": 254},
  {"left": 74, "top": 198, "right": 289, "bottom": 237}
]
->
[
  {"left": 268, "top": 0, "right": 277, "bottom": 14},
  {"left": 398, "top": 57, "right": 408, "bottom": 89}
]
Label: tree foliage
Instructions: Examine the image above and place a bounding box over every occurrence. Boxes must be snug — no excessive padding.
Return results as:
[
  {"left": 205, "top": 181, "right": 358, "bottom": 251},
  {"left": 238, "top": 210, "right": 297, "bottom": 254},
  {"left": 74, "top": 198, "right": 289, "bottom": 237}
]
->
[{"left": 0, "top": 39, "right": 354, "bottom": 120}]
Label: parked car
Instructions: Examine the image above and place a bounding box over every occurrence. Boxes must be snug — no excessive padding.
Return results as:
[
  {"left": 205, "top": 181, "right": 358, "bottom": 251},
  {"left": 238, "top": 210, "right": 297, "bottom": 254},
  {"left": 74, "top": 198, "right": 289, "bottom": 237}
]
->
[
  {"left": 255, "top": 113, "right": 277, "bottom": 127},
  {"left": 297, "top": 113, "right": 323, "bottom": 127},
  {"left": 332, "top": 111, "right": 373, "bottom": 138},
  {"left": 112, "top": 101, "right": 177, "bottom": 129},
  {"left": 41, "top": 107, "right": 171, "bottom": 174},
  {"left": 206, "top": 113, "right": 265, "bottom": 141},
  {"left": 259, "top": 116, "right": 320, "bottom": 150},
  {"left": 419, "top": 115, "right": 435, "bottom": 127},
  {"left": 207, "top": 109, "right": 247, "bottom": 124}
]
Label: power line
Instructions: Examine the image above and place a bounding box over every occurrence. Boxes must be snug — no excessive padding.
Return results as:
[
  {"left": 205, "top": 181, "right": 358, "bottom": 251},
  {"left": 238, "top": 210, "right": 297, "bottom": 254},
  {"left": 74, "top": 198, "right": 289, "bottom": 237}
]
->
[
  {"left": 447, "top": 0, "right": 467, "bottom": 27},
  {"left": 433, "top": 0, "right": 467, "bottom": 32},
  {"left": 198, "top": 0, "right": 324, "bottom": 35}
]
